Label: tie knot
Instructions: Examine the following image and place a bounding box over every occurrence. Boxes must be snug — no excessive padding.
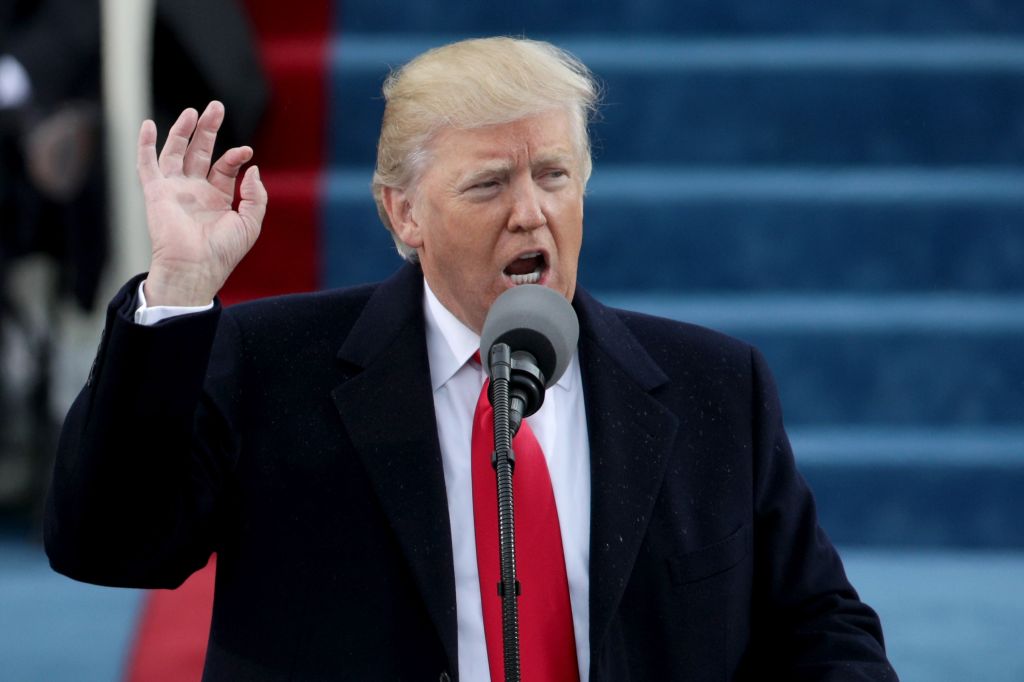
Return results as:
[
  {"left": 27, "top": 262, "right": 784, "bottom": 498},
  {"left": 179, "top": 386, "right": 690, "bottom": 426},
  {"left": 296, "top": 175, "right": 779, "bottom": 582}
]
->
[{"left": 471, "top": 350, "right": 482, "bottom": 366}]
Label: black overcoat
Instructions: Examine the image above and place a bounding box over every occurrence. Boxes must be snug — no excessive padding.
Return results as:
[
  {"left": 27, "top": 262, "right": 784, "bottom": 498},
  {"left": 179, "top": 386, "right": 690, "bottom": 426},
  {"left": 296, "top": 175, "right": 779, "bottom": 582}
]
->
[{"left": 46, "top": 263, "right": 896, "bottom": 681}]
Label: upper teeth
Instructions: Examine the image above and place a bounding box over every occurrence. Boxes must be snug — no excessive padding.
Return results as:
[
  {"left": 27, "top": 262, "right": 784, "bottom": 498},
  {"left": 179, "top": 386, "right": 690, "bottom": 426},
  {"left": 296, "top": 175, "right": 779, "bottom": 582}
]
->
[{"left": 519, "top": 252, "right": 540, "bottom": 259}]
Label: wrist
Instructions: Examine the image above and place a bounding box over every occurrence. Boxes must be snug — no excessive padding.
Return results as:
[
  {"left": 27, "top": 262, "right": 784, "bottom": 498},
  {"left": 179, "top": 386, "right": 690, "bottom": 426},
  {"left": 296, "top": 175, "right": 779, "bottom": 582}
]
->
[{"left": 144, "top": 266, "right": 218, "bottom": 307}]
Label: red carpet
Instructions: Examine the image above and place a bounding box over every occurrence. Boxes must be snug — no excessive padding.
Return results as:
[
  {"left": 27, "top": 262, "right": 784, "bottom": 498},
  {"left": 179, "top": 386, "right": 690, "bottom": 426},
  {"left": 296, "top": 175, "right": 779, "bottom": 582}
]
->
[
  {"left": 221, "top": 0, "right": 331, "bottom": 304},
  {"left": 124, "top": 2, "right": 331, "bottom": 679},
  {"left": 123, "top": 557, "right": 217, "bottom": 682}
]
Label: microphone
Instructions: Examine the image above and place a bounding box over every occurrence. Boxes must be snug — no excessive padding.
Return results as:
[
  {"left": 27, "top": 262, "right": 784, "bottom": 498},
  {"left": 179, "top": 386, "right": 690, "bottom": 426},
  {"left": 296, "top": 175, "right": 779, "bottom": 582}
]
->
[
  {"left": 479, "top": 285, "right": 578, "bottom": 682},
  {"left": 479, "top": 284, "right": 579, "bottom": 434}
]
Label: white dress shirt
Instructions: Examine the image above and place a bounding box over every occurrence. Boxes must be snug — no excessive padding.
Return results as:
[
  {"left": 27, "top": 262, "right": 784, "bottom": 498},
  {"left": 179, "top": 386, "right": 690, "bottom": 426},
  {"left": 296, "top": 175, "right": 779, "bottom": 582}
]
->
[
  {"left": 422, "top": 282, "right": 591, "bottom": 682},
  {"left": 136, "top": 279, "right": 592, "bottom": 681}
]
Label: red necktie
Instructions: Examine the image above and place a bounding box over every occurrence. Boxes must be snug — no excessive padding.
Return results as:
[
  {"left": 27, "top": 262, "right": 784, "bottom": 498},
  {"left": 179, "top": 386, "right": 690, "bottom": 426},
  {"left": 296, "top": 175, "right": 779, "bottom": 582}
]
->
[{"left": 471, "top": 367, "right": 580, "bottom": 682}]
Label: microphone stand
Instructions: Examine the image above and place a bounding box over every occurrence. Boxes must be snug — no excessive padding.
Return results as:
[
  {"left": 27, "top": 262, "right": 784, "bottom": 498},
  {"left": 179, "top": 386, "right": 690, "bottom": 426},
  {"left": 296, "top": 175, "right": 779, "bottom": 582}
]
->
[{"left": 487, "top": 343, "right": 521, "bottom": 682}]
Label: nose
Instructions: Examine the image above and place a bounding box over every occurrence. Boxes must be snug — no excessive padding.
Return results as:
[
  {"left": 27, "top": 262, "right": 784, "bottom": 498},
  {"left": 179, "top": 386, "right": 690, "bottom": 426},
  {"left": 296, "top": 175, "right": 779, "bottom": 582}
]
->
[{"left": 507, "top": 176, "right": 546, "bottom": 232}]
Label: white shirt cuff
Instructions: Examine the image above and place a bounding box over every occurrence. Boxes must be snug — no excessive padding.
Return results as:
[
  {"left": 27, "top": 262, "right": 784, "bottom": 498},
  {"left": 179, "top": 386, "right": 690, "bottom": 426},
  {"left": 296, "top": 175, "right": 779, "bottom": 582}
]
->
[{"left": 134, "top": 281, "right": 214, "bottom": 326}]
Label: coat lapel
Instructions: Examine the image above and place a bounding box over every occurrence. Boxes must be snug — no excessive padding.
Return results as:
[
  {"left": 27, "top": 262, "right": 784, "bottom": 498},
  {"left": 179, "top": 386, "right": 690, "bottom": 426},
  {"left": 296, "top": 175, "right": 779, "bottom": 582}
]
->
[
  {"left": 327, "top": 270, "right": 683, "bottom": 677},
  {"left": 330, "top": 265, "right": 459, "bottom": 675},
  {"left": 573, "top": 289, "right": 681, "bottom": 663}
]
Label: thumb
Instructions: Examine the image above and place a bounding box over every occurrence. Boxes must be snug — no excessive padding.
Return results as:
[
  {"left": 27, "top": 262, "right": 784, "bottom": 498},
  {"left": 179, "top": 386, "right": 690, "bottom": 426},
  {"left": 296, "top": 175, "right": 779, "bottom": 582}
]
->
[{"left": 238, "top": 165, "right": 268, "bottom": 237}]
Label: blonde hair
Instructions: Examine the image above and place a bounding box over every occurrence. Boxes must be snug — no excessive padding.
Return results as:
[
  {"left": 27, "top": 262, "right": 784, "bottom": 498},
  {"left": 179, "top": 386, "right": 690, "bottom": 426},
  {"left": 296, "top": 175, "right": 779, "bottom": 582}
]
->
[{"left": 371, "top": 37, "right": 600, "bottom": 261}]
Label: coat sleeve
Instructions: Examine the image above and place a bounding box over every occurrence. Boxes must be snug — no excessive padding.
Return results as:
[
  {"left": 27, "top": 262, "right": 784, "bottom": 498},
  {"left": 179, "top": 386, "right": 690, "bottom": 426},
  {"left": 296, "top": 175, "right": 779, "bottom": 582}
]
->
[
  {"left": 748, "top": 346, "right": 898, "bottom": 681},
  {"left": 44, "top": 275, "right": 239, "bottom": 589}
]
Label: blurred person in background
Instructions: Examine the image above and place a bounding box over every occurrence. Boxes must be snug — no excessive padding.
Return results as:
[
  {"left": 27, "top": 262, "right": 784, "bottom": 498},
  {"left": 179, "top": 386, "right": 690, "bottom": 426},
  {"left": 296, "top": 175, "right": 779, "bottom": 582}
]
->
[
  {"left": 0, "top": 0, "right": 105, "bottom": 520},
  {"left": 0, "top": 0, "right": 266, "bottom": 526}
]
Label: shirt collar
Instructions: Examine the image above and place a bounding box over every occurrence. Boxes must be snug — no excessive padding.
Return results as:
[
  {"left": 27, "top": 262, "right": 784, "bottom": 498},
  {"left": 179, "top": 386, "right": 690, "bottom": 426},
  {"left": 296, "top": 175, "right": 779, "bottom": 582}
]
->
[
  {"left": 422, "top": 278, "right": 578, "bottom": 394},
  {"left": 424, "top": 279, "right": 482, "bottom": 392}
]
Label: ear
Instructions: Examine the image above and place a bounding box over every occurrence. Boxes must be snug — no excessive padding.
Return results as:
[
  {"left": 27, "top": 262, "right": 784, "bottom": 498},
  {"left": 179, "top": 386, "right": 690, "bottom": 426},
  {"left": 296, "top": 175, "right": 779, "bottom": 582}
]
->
[{"left": 381, "top": 186, "right": 423, "bottom": 250}]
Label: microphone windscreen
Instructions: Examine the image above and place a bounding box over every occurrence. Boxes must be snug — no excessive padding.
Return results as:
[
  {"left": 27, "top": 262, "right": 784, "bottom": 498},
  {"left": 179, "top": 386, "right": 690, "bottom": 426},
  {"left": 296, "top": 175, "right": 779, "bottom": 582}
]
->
[{"left": 480, "top": 285, "right": 579, "bottom": 387}]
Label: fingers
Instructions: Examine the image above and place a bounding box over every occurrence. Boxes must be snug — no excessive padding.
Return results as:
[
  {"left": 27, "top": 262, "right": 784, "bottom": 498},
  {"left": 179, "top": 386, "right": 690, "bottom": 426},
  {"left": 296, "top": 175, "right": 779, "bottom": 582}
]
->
[
  {"left": 183, "top": 101, "right": 224, "bottom": 178},
  {"left": 237, "top": 165, "right": 268, "bottom": 234},
  {"left": 136, "top": 119, "right": 160, "bottom": 184},
  {"left": 208, "top": 144, "right": 254, "bottom": 197},
  {"left": 142, "top": 102, "right": 258, "bottom": 205},
  {"left": 158, "top": 107, "right": 198, "bottom": 176}
]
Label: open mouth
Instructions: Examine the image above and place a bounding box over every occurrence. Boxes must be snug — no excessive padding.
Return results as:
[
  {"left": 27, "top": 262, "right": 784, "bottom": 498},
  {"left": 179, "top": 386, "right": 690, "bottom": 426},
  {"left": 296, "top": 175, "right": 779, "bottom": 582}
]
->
[{"left": 503, "top": 251, "right": 547, "bottom": 285}]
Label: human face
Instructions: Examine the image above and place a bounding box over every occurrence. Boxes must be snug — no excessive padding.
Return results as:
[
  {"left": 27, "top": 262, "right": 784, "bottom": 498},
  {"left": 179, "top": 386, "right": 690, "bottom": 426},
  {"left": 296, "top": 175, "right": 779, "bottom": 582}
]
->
[{"left": 384, "top": 109, "right": 585, "bottom": 333}]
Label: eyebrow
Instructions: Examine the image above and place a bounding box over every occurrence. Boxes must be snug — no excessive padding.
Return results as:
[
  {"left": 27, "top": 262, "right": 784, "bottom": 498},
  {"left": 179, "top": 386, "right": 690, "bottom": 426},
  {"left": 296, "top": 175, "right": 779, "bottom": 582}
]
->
[
  {"left": 531, "top": 150, "right": 576, "bottom": 169},
  {"left": 458, "top": 162, "right": 513, "bottom": 187},
  {"left": 457, "top": 150, "right": 577, "bottom": 187}
]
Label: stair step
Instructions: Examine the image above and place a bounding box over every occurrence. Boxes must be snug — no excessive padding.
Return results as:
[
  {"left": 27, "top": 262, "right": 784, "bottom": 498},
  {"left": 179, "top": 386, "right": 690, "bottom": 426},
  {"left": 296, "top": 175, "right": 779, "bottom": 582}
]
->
[
  {"left": 320, "top": 167, "right": 1024, "bottom": 293},
  {"left": 333, "top": 35, "right": 1024, "bottom": 71},
  {"left": 586, "top": 166, "right": 1024, "bottom": 201},
  {"left": 841, "top": 549, "right": 1024, "bottom": 680},
  {"left": 336, "top": 2, "right": 1024, "bottom": 36},
  {"left": 596, "top": 294, "right": 1024, "bottom": 427},
  {"left": 594, "top": 294, "right": 1024, "bottom": 333},
  {"left": 790, "top": 427, "right": 1024, "bottom": 465},
  {"left": 0, "top": 539, "right": 141, "bottom": 681},
  {"left": 329, "top": 37, "right": 1024, "bottom": 166},
  {"left": 794, "top": 428, "right": 1024, "bottom": 547}
]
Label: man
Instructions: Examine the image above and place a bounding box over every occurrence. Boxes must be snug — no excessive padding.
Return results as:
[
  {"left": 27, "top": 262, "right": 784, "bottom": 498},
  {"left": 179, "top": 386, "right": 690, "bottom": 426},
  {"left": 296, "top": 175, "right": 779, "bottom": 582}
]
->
[{"left": 46, "top": 38, "right": 897, "bottom": 681}]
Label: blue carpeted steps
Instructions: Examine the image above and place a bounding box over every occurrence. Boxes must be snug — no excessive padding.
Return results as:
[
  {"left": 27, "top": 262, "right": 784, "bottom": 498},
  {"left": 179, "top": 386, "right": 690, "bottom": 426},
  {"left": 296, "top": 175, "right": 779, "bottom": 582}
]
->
[
  {"left": 326, "top": 167, "right": 1024, "bottom": 291},
  {"left": 330, "top": 37, "right": 1024, "bottom": 166},
  {"left": 324, "top": 3, "right": 1024, "bottom": 552}
]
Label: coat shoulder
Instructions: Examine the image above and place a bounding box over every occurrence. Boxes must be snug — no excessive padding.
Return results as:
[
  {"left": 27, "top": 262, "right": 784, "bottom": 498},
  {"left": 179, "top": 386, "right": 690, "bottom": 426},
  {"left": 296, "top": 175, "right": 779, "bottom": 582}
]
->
[
  {"left": 211, "top": 283, "right": 385, "bottom": 370},
  {"left": 596, "top": 302, "right": 757, "bottom": 384},
  {"left": 222, "top": 282, "right": 379, "bottom": 332}
]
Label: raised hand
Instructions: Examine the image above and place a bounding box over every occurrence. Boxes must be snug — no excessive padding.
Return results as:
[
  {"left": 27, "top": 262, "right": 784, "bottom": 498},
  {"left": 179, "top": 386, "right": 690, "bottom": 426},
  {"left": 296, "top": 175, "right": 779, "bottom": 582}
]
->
[{"left": 137, "top": 101, "right": 267, "bottom": 306}]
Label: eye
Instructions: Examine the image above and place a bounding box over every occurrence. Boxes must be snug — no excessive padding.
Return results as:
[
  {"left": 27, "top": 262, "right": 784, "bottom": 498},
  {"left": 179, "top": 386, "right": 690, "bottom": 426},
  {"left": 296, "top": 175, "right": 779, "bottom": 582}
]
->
[
  {"left": 461, "top": 178, "right": 503, "bottom": 200},
  {"left": 539, "top": 168, "right": 571, "bottom": 186}
]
